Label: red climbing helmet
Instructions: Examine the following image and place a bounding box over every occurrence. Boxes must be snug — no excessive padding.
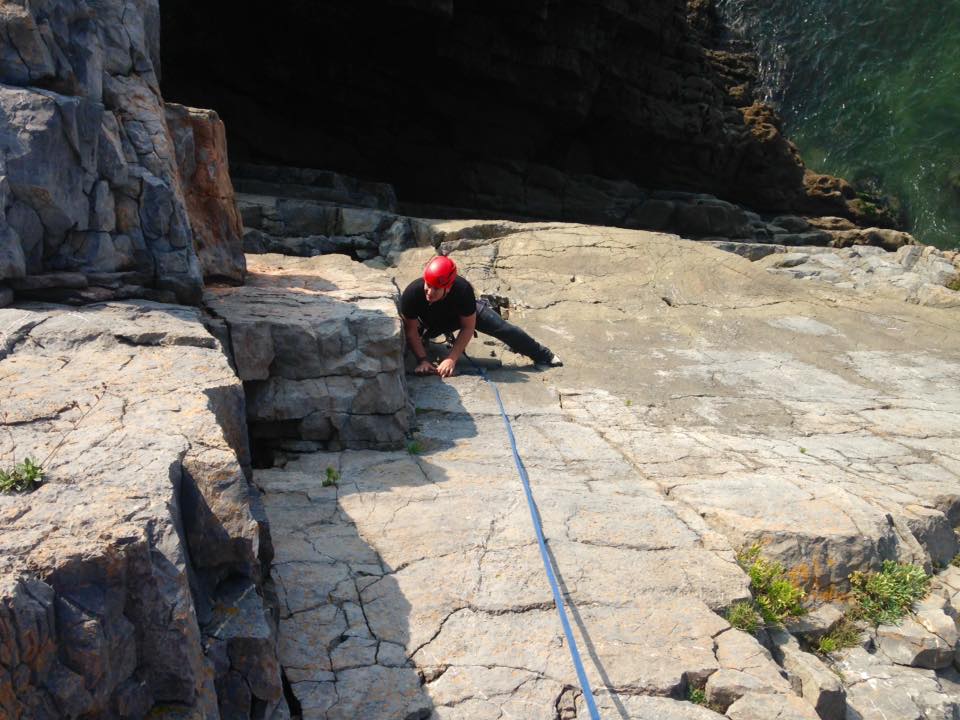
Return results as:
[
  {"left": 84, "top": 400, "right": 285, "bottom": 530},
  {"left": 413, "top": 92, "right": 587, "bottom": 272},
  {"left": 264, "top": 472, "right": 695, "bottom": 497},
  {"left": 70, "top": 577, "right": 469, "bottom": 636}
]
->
[{"left": 423, "top": 255, "right": 457, "bottom": 290}]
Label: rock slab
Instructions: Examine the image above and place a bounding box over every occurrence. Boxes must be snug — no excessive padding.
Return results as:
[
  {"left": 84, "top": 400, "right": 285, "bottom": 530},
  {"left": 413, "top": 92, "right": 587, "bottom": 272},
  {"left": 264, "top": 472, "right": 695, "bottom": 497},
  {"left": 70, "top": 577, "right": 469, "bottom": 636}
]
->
[{"left": 0, "top": 300, "right": 278, "bottom": 718}]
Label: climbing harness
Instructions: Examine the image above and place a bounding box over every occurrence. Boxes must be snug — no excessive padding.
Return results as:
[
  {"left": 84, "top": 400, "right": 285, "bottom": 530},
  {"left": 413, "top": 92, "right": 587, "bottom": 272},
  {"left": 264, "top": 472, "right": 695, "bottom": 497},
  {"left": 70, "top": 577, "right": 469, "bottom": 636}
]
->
[{"left": 465, "top": 354, "right": 602, "bottom": 720}]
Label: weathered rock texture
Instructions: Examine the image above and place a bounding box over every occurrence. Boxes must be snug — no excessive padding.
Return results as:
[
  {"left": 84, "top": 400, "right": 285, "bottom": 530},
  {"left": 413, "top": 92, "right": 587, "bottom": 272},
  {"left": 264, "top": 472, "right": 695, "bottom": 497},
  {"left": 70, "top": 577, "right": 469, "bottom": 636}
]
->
[
  {"left": 165, "top": 103, "right": 246, "bottom": 284},
  {"left": 160, "top": 0, "right": 885, "bottom": 229},
  {"left": 761, "top": 244, "right": 960, "bottom": 308},
  {"left": 259, "top": 383, "right": 752, "bottom": 719},
  {"left": 204, "top": 254, "right": 410, "bottom": 454},
  {"left": 227, "top": 214, "right": 960, "bottom": 716},
  {"left": 0, "top": 0, "right": 241, "bottom": 305},
  {"left": 0, "top": 301, "right": 281, "bottom": 718}
]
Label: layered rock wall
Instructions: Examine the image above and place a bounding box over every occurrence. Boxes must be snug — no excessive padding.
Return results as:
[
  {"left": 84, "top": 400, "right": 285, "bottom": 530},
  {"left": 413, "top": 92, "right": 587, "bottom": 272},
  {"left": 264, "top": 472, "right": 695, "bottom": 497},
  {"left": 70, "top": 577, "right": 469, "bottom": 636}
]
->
[{"left": 0, "top": 0, "right": 243, "bottom": 307}]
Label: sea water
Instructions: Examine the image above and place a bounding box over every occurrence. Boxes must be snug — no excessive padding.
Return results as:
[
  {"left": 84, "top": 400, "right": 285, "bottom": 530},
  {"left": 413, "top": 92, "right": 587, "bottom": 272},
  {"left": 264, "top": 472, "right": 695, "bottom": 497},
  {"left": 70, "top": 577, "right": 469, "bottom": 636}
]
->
[{"left": 716, "top": 0, "right": 960, "bottom": 249}]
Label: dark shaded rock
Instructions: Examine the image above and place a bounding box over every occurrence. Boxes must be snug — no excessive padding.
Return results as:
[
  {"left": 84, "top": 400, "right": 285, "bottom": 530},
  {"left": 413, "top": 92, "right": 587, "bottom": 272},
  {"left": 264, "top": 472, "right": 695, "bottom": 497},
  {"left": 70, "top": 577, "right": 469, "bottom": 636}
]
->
[{"left": 160, "top": 0, "right": 865, "bottom": 225}]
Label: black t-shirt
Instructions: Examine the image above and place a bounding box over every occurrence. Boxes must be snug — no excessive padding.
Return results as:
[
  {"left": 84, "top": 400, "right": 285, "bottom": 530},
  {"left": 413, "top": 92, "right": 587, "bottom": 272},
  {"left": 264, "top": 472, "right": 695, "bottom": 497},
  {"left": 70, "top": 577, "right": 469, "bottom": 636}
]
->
[{"left": 400, "top": 276, "right": 476, "bottom": 333}]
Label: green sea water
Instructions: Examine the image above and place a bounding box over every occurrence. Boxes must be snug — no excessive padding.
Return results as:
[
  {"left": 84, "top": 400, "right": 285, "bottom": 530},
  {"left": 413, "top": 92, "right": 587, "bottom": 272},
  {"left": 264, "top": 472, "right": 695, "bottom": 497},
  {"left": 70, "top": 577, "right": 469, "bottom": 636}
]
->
[{"left": 716, "top": 0, "right": 960, "bottom": 249}]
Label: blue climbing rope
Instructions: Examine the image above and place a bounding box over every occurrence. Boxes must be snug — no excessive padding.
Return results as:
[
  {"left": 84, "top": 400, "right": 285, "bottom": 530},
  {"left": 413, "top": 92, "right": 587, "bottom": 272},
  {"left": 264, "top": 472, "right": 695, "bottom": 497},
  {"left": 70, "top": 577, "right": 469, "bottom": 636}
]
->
[{"left": 465, "top": 356, "right": 602, "bottom": 719}]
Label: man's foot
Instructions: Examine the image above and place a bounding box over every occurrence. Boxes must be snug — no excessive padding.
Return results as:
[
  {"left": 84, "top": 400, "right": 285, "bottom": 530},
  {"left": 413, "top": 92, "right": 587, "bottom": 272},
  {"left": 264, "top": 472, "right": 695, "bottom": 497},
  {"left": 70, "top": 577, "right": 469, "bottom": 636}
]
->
[{"left": 534, "top": 352, "right": 563, "bottom": 368}]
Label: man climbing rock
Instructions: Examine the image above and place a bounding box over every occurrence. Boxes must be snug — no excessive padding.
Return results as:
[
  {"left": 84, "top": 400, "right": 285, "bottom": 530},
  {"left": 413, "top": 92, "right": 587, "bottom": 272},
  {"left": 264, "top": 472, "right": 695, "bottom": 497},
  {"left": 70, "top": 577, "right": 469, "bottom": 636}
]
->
[{"left": 400, "top": 255, "right": 562, "bottom": 377}]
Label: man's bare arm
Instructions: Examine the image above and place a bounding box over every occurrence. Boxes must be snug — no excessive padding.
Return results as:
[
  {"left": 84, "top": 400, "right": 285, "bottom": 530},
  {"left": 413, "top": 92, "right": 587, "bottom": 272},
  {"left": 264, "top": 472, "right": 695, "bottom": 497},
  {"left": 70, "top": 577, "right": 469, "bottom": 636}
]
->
[
  {"left": 436, "top": 313, "right": 476, "bottom": 377},
  {"left": 403, "top": 317, "right": 436, "bottom": 375}
]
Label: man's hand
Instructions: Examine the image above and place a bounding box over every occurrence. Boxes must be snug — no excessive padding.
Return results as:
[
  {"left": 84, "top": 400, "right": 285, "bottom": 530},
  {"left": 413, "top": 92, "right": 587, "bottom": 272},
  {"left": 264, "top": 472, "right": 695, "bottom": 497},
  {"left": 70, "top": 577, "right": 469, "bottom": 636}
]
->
[
  {"left": 436, "top": 357, "right": 457, "bottom": 378},
  {"left": 415, "top": 360, "right": 437, "bottom": 376}
]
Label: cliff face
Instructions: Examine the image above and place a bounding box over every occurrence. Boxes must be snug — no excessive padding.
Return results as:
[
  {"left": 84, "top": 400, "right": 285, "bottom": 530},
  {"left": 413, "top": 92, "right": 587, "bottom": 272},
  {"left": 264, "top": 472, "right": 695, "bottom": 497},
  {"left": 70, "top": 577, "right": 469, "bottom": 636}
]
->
[
  {"left": 159, "top": 0, "right": 873, "bottom": 225},
  {"left": 0, "top": 0, "right": 244, "bottom": 303}
]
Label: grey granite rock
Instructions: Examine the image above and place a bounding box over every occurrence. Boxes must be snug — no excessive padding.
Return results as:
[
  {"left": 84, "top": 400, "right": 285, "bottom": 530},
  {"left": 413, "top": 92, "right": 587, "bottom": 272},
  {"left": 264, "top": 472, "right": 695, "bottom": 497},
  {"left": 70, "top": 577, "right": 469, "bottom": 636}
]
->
[
  {"left": 205, "top": 254, "right": 409, "bottom": 450},
  {"left": 768, "top": 628, "right": 846, "bottom": 720},
  {"left": 876, "top": 615, "right": 956, "bottom": 669},
  {"left": 836, "top": 646, "right": 960, "bottom": 719},
  {"left": 0, "top": 300, "right": 274, "bottom": 717}
]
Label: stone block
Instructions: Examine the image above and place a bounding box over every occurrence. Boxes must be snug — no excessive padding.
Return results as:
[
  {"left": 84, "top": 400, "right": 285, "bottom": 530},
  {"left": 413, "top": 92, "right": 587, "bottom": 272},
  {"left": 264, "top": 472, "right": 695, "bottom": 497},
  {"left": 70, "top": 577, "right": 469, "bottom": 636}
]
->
[
  {"left": 768, "top": 628, "right": 845, "bottom": 720},
  {"left": 876, "top": 615, "right": 955, "bottom": 669},
  {"left": 7, "top": 201, "right": 44, "bottom": 273},
  {"left": 0, "top": 224, "right": 26, "bottom": 280},
  {"left": 204, "top": 254, "right": 408, "bottom": 450},
  {"left": 1, "top": 88, "right": 97, "bottom": 241},
  {"left": 726, "top": 691, "right": 820, "bottom": 719},
  {"left": 341, "top": 207, "right": 389, "bottom": 236},
  {"left": 627, "top": 199, "right": 675, "bottom": 230},
  {"left": 771, "top": 215, "right": 811, "bottom": 232},
  {"left": 705, "top": 668, "right": 769, "bottom": 711},
  {"left": 90, "top": 180, "right": 117, "bottom": 232}
]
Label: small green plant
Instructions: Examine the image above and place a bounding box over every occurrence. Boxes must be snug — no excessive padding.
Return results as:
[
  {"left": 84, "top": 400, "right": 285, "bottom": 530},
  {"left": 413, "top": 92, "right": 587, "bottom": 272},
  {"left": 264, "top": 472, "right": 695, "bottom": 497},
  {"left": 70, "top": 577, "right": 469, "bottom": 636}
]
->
[
  {"left": 951, "top": 553, "right": 960, "bottom": 569},
  {"left": 816, "top": 615, "right": 863, "bottom": 654},
  {"left": 799, "top": 447, "right": 807, "bottom": 454},
  {"left": 725, "top": 601, "right": 761, "bottom": 634},
  {"left": 947, "top": 275, "right": 960, "bottom": 293},
  {"left": 737, "top": 545, "right": 806, "bottom": 625},
  {"left": 686, "top": 684, "right": 722, "bottom": 712},
  {"left": 0, "top": 458, "right": 43, "bottom": 493},
  {"left": 850, "top": 560, "right": 929, "bottom": 625},
  {"left": 322, "top": 466, "right": 340, "bottom": 487},
  {"left": 625, "top": 399, "right": 633, "bottom": 407},
  {"left": 407, "top": 440, "right": 423, "bottom": 455}
]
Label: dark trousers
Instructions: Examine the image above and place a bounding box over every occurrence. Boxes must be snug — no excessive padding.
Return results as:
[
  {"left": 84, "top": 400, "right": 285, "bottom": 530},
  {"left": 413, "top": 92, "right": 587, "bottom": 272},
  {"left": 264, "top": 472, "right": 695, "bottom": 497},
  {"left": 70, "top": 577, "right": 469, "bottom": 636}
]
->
[{"left": 422, "top": 301, "right": 551, "bottom": 362}]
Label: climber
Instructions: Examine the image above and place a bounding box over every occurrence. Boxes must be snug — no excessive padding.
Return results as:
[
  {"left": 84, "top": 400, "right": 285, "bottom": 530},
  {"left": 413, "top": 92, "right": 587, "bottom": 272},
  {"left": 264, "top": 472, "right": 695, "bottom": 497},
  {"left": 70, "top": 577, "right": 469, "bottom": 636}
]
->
[{"left": 400, "top": 255, "right": 563, "bottom": 378}]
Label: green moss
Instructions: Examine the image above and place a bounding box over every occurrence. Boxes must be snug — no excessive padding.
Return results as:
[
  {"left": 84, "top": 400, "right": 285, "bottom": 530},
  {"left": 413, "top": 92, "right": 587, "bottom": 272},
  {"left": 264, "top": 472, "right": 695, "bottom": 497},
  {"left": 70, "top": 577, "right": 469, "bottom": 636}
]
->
[
  {"left": 946, "top": 275, "right": 960, "bottom": 292},
  {"left": 0, "top": 458, "right": 43, "bottom": 493},
  {"left": 850, "top": 560, "right": 929, "bottom": 625},
  {"left": 687, "top": 684, "right": 723, "bottom": 712}
]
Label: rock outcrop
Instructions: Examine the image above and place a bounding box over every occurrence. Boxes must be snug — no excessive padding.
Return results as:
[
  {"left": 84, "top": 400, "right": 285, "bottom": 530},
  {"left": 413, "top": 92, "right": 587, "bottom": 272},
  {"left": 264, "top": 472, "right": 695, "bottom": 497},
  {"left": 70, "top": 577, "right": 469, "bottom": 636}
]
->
[
  {"left": 0, "top": 301, "right": 281, "bottom": 718},
  {"left": 204, "top": 254, "right": 410, "bottom": 454},
  {"left": 0, "top": 0, "right": 241, "bottom": 306},
  {"left": 165, "top": 103, "right": 246, "bottom": 285}
]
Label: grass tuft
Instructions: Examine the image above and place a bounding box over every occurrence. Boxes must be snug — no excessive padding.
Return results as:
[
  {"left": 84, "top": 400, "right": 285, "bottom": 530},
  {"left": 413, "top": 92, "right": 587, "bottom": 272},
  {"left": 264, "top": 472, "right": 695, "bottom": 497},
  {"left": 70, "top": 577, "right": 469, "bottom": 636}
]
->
[
  {"left": 322, "top": 466, "right": 340, "bottom": 487},
  {"left": 0, "top": 458, "right": 43, "bottom": 494},
  {"left": 737, "top": 544, "right": 806, "bottom": 625},
  {"left": 817, "top": 616, "right": 863, "bottom": 654},
  {"left": 850, "top": 560, "right": 929, "bottom": 625},
  {"left": 947, "top": 275, "right": 960, "bottom": 293},
  {"left": 725, "top": 601, "right": 761, "bottom": 634},
  {"left": 687, "top": 684, "right": 722, "bottom": 712},
  {"left": 407, "top": 440, "right": 424, "bottom": 455}
]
